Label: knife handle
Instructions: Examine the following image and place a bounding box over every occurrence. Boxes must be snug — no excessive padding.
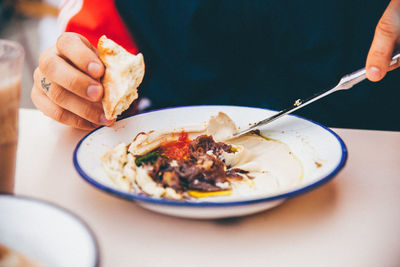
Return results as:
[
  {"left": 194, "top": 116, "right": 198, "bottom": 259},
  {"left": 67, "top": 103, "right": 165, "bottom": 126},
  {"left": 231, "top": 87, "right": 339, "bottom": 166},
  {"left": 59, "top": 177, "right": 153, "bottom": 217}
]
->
[{"left": 338, "top": 52, "right": 400, "bottom": 91}]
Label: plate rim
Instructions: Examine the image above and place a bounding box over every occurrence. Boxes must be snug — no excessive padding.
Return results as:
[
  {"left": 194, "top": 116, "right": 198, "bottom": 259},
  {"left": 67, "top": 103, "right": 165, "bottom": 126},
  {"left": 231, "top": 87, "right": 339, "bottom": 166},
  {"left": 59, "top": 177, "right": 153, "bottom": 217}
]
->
[
  {"left": 73, "top": 105, "right": 347, "bottom": 207},
  {"left": 0, "top": 193, "right": 100, "bottom": 267}
]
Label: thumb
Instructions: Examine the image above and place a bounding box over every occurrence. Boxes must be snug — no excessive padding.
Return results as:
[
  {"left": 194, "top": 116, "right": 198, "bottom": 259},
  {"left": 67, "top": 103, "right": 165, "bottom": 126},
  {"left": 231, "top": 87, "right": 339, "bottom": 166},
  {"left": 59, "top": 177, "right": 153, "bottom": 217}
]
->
[{"left": 366, "top": 0, "right": 400, "bottom": 82}]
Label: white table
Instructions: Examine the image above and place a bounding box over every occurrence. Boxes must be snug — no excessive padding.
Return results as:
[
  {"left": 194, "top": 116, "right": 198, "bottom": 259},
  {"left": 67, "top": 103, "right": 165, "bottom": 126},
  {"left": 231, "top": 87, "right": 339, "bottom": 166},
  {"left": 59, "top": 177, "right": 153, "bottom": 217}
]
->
[{"left": 15, "top": 109, "right": 400, "bottom": 267}]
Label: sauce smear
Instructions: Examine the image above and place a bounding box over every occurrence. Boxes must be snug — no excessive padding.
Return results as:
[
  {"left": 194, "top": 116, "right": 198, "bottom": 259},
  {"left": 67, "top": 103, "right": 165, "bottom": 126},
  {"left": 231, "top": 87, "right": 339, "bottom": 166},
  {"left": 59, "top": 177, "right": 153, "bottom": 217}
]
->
[{"left": 159, "top": 131, "right": 191, "bottom": 160}]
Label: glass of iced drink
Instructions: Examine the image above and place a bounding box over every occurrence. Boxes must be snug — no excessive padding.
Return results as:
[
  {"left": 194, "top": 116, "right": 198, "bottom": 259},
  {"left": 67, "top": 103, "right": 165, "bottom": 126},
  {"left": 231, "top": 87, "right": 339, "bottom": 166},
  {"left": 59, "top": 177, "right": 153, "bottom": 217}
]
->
[{"left": 0, "top": 40, "right": 24, "bottom": 194}]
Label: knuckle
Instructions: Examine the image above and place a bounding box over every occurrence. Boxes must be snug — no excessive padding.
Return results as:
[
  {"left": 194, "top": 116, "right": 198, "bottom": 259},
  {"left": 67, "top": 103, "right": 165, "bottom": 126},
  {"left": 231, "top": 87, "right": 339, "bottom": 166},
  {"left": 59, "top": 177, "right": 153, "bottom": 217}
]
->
[
  {"left": 56, "top": 33, "right": 67, "bottom": 45},
  {"left": 65, "top": 74, "right": 81, "bottom": 91},
  {"left": 81, "top": 104, "right": 100, "bottom": 121},
  {"left": 52, "top": 108, "right": 67, "bottom": 123},
  {"left": 38, "top": 51, "right": 56, "bottom": 76},
  {"left": 38, "top": 50, "right": 47, "bottom": 67},
  {"left": 76, "top": 49, "right": 92, "bottom": 64},
  {"left": 33, "top": 68, "right": 39, "bottom": 80},
  {"left": 56, "top": 32, "right": 74, "bottom": 51},
  {"left": 376, "top": 18, "right": 398, "bottom": 37},
  {"left": 370, "top": 49, "right": 387, "bottom": 58},
  {"left": 76, "top": 118, "right": 91, "bottom": 129},
  {"left": 49, "top": 86, "right": 66, "bottom": 104},
  {"left": 30, "top": 86, "right": 39, "bottom": 106}
]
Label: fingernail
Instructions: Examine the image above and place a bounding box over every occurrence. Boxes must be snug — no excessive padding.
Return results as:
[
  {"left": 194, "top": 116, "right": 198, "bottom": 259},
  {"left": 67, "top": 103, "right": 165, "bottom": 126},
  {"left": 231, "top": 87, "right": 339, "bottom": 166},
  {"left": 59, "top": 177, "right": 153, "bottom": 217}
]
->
[
  {"left": 87, "top": 85, "right": 102, "bottom": 101},
  {"left": 368, "top": 66, "right": 383, "bottom": 81},
  {"left": 99, "top": 113, "right": 114, "bottom": 125},
  {"left": 88, "top": 62, "right": 103, "bottom": 77}
]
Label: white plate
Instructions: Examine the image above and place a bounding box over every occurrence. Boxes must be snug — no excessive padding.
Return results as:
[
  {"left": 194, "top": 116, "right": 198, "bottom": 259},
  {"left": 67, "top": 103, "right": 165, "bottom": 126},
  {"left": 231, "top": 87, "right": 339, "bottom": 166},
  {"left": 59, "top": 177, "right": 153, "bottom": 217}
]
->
[
  {"left": 0, "top": 194, "right": 99, "bottom": 266},
  {"left": 74, "top": 105, "right": 347, "bottom": 219}
]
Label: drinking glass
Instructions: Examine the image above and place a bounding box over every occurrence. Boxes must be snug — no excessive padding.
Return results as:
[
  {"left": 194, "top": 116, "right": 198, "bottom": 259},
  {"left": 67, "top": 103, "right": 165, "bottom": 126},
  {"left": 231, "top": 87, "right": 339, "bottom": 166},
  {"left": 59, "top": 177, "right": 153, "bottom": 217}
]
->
[{"left": 0, "top": 40, "right": 24, "bottom": 193}]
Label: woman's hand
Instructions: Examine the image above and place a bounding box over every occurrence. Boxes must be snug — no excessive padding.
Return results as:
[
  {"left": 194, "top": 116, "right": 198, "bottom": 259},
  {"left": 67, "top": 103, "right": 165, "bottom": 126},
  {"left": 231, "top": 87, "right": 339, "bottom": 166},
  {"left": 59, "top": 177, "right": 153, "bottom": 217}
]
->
[
  {"left": 366, "top": 0, "right": 400, "bottom": 81},
  {"left": 31, "top": 32, "right": 115, "bottom": 130}
]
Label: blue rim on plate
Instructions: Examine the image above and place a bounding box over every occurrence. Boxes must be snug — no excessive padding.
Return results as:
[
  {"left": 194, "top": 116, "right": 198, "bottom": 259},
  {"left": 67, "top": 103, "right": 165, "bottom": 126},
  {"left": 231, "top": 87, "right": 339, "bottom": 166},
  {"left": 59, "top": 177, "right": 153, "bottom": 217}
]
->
[
  {"left": 73, "top": 105, "right": 347, "bottom": 207},
  {"left": 0, "top": 193, "right": 100, "bottom": 267}
]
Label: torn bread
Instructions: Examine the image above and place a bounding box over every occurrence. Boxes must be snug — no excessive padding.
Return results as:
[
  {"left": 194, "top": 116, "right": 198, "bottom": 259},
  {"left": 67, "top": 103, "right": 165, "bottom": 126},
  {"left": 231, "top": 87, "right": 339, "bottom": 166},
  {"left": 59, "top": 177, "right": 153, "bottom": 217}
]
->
[{"left": 97, "top": 35, "right": 145, "bottom": 120}]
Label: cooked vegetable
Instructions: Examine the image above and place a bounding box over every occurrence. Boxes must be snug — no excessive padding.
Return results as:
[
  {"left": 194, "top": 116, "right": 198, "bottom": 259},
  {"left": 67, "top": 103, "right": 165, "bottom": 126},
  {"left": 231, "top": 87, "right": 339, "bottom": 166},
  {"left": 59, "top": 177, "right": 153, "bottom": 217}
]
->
[{"left": 135, "top": 150, "right": 161, "bottom": 166}]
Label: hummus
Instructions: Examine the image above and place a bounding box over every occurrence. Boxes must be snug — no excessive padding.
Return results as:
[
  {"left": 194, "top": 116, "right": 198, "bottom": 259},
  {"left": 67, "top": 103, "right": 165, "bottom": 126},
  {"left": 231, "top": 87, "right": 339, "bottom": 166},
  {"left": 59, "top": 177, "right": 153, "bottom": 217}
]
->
[{"left": 101, "top": 112, "right": 303, "bottom": 201}]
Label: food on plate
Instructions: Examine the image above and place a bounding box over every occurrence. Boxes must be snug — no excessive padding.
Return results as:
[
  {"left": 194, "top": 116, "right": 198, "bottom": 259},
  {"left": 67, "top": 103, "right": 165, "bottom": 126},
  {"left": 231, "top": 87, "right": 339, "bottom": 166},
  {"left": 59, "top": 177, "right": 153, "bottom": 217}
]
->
[
  {"left": 0, "top": 244, "right": 42, "bottom": 267},
  {"left": 97, "top": 35, "right": 145, "bottom": 120},
  {"left": 101, "top": 112, "right": 303, "bottom": 201}
]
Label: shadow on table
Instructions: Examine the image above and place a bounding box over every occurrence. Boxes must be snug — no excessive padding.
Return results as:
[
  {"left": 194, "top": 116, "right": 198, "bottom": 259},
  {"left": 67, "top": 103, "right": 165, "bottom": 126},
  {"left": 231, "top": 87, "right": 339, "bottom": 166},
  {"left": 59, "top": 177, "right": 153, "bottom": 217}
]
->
[{"left": 214, "top": 180, "right": 339, "bottom": 227}]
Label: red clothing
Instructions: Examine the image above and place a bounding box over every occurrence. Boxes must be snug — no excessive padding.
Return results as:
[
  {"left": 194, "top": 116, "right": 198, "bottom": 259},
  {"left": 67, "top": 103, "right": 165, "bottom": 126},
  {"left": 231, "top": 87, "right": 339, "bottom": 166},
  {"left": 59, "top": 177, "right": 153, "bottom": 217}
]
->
[
  {"left": 59, "top": 0, "right": 138, "bottom": 54},
  {"left": 58, "top": 0, "right": 140, "bottom": 115}
]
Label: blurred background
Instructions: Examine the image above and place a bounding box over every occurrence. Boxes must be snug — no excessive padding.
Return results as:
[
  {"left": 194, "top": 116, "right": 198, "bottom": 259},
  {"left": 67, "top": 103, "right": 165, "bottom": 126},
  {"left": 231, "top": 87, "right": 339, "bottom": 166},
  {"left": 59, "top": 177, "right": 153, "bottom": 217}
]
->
[
  {"left": 0, "top": 0, "right": 60, "bottom": 108},
  {"left": 0, "top": 1, "right": 398, "bottom": 131}
]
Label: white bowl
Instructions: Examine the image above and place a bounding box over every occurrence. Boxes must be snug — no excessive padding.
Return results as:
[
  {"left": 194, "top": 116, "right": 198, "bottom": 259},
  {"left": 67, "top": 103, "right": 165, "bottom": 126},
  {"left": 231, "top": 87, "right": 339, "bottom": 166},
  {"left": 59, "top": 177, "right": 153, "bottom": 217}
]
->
[
  {"left": 74, "top": 105, "right": 347, "bottom": 219},
  {"left": 0, "top": 194, "right": 99, "bottom": 266}
]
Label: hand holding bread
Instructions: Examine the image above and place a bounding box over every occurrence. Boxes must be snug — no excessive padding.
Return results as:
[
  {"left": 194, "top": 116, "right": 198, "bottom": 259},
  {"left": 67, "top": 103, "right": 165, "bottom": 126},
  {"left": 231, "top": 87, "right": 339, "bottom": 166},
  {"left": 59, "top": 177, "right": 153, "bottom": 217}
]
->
[{"left": 31, "top": 32, "right": 145, "bottom": 130}]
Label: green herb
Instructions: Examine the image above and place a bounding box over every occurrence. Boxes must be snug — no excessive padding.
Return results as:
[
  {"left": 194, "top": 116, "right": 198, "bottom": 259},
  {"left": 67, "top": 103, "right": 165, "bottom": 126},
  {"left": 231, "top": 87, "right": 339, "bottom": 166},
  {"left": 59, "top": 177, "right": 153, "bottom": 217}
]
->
[{"left": 135, "top": 150, "right": 161, "bottom": 166}]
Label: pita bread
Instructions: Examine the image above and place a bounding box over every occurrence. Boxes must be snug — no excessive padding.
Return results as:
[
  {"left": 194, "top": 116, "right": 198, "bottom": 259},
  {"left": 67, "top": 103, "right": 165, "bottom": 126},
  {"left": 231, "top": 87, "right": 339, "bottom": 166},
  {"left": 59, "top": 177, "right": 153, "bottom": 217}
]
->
[{"left": 97, "top": 35, "right": 145, "bottom": 120}]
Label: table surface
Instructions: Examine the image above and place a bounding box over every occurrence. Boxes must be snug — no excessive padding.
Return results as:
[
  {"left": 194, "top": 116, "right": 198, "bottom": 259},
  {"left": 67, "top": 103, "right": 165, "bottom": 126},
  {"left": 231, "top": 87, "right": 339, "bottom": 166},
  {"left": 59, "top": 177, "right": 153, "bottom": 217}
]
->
[{"left": 15, "top": 109, "right": 400, "bottom": 267}]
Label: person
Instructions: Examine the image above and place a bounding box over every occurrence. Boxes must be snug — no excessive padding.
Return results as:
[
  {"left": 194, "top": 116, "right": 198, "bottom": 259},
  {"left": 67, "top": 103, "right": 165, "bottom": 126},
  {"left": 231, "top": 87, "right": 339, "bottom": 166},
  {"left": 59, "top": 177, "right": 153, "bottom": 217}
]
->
[{"left": 31, "top": 0, "right": 400, "bottom": 131}]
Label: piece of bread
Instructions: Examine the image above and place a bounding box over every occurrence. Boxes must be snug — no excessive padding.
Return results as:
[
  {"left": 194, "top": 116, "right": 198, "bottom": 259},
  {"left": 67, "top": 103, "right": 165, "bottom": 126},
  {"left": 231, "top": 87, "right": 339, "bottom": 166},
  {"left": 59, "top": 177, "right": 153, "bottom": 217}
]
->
[{"left": 97, "top": 35, "right": 145, "bottom": 120}]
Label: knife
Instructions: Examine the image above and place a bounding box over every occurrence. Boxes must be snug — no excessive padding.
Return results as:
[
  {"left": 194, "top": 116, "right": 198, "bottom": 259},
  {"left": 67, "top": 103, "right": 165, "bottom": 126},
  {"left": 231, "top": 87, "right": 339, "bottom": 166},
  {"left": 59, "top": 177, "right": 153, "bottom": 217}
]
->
[{"left": 233, "top": 52, "right": 400, "bottom": 137}]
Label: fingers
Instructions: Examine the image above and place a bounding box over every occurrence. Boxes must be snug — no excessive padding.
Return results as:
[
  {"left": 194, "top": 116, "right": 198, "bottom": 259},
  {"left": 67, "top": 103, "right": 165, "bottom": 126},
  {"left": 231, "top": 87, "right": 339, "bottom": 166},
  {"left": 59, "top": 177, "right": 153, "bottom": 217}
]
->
[
  {"left": 56, "top": 32, "right": 104, "bottom": 79},
  {"left": 366, "top": 0, "right": 400, "bottom": 81},
  {"left": 32, "top": 32, "right": 116, "bottom": 130},
  {"left": 39, "top": 47, "right": 103, "bottom": 102},
  {"left": 33, "top": 68, "right": 115, "bottom": 127},
  {"left": 31, "top": 82, "right": 96, "bottom": 131}
]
